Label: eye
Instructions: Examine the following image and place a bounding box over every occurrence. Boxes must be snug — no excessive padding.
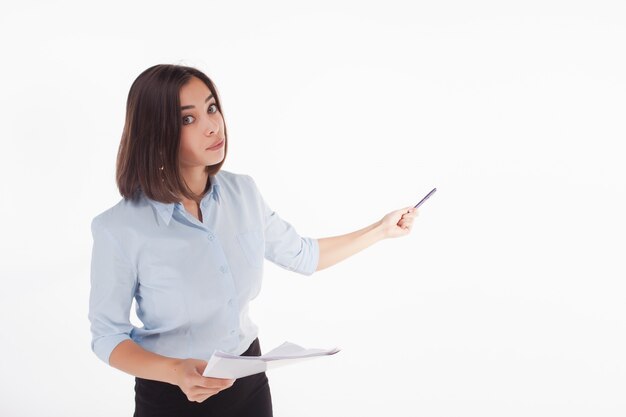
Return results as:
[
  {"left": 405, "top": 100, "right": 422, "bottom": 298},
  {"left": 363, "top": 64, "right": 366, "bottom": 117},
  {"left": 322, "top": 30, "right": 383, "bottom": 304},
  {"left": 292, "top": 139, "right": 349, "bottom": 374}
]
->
[{"left": 182, "top": 103, "right": 219, "bottom": 125}]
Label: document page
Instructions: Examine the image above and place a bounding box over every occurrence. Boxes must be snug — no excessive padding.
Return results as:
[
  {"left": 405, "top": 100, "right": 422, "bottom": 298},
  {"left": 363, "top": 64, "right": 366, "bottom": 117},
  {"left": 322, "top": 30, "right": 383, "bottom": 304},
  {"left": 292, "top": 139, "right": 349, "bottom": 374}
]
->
[{"left": 202, "top": 341, "right": 340, "bottom": 379}]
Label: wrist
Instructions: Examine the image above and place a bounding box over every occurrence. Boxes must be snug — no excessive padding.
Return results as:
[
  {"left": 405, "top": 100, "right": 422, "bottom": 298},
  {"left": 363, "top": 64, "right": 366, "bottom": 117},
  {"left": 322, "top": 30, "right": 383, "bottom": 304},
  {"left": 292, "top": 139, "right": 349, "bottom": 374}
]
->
[
  {"left": 370, "top": 219, "right": 386, "bottom": 242},
  {"left": 165, "top": 357, "right": 185, "bottom": 385}
]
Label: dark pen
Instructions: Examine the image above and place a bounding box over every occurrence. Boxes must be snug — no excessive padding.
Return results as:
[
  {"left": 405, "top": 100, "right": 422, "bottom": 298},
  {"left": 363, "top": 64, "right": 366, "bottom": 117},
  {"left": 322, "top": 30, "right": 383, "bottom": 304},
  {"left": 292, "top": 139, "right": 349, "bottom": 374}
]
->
[{"left": 414, "top": 188, "right": 437, "bottom": 209}]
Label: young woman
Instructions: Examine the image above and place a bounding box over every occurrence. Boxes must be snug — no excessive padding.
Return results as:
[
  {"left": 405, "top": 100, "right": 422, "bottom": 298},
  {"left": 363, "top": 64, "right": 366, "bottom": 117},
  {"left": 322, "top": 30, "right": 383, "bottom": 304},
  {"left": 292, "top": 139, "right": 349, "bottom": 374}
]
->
[{"left": 88, "top": 63, "right": 419, "bottom": 417}]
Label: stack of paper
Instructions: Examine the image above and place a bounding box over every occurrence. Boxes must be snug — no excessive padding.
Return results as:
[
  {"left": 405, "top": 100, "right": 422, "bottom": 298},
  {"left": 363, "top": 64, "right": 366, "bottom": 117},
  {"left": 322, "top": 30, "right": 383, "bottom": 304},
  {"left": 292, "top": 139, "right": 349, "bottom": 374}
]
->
[{"left": 202, "top": 341, "right": 340, "bottom": 379}]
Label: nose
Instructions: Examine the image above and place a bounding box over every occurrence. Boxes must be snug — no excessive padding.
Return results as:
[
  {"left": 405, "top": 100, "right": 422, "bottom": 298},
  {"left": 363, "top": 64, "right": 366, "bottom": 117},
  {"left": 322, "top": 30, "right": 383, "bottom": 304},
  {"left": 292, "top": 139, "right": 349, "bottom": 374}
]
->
[{"left": 204, "top": 117, "right": 219, "bottom": 136}]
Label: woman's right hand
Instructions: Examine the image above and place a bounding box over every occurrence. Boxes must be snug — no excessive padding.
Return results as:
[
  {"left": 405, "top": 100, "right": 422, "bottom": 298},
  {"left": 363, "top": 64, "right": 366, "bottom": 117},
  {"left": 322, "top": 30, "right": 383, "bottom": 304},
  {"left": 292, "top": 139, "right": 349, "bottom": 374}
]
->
[{"left": 173, "top": 358, "right": 236, "bottom": 402}]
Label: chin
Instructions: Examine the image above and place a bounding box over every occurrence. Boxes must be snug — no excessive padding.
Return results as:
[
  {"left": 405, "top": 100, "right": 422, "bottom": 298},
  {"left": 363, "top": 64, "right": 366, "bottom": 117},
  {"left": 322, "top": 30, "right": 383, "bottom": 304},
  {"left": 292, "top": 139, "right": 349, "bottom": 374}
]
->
[{"left": 206, "top": 155, "right": 225, "bottom": 166}]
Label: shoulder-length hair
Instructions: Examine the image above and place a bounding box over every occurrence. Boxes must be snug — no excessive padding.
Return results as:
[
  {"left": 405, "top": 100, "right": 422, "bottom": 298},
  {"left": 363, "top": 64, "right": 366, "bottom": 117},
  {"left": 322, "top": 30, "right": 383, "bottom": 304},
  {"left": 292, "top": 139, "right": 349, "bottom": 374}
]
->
[{"left": 116, "top": 64, "right": 228, "bottom": 203}]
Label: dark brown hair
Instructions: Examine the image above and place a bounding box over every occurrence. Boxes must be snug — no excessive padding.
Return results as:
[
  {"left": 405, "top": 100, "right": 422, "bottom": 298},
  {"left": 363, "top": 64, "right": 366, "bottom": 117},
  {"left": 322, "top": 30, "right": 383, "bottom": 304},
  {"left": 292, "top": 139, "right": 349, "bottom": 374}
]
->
[{"left": 116, "top": 64, "right": 228, "bottom": 203}]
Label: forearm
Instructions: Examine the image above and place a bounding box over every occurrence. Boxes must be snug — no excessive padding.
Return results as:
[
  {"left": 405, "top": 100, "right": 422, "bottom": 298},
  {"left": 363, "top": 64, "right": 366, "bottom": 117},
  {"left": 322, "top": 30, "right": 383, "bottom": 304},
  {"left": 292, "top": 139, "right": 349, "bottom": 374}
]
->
[
  {"left": 316, "top": 220, "right": 385, "bottom": 271},
  {"left": 109, "top": 339, "right": 183, "bottom": 385}
]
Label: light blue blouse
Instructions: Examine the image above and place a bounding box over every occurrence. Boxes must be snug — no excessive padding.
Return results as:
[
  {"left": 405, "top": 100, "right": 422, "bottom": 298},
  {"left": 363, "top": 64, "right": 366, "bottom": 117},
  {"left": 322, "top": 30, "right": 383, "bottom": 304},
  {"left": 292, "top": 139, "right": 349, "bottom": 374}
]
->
[{"left": 88, "top": 170, "right": 319, "bottom": 365}]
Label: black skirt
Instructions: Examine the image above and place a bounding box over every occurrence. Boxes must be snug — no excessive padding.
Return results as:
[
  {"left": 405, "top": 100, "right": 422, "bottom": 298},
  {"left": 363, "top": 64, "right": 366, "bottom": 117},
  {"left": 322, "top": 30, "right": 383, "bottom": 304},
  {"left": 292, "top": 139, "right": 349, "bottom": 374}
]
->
[{"left": 133, "top": 338, "right": 273, "bottom": 417}]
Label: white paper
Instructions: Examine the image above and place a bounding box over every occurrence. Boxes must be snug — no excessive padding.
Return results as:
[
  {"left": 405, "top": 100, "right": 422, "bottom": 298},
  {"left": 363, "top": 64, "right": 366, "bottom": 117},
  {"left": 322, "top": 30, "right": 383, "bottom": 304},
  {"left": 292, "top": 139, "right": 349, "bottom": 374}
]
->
[{"left": 202, "top": 341, "right": 340, "bottom": 379}]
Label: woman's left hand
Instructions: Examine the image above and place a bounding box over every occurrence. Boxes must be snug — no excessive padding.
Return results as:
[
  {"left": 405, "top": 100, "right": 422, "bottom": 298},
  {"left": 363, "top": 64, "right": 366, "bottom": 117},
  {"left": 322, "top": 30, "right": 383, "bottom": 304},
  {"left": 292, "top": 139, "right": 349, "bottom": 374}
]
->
[{"left": 379, "top": 206, "right": 419, "bottom": 239}]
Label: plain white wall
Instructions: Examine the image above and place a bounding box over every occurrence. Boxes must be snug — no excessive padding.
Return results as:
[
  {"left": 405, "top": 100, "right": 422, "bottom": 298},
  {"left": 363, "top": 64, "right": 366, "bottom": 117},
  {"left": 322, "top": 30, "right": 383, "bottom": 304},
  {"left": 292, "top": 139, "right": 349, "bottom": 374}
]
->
[{"left": 1, "top": 1, "right": 624, "bottom": 416}]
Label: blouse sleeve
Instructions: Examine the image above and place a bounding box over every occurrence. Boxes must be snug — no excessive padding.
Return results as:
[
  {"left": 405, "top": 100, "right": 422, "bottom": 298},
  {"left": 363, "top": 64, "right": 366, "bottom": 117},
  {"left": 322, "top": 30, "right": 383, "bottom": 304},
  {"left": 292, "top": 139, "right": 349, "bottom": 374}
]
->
[
  {"left": 247, "top": 175, "right": 319, "bottom": 276},
  {"left": 88, "top": 216, "right": 138, "bottom": 364}
]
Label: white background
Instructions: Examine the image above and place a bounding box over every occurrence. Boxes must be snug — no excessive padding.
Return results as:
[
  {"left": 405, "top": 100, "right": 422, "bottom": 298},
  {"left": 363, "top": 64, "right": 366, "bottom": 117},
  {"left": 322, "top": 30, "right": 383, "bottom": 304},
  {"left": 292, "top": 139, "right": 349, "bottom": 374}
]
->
[{"left": 1, "top": 1, "right": 625, "bottom": 416}]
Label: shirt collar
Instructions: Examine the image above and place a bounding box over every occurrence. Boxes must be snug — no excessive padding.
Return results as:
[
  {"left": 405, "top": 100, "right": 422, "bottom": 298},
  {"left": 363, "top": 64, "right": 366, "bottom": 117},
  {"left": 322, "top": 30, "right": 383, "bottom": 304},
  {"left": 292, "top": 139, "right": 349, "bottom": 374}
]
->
[{"left": 143, "top": 173, "right": 221, "bottom": 226}]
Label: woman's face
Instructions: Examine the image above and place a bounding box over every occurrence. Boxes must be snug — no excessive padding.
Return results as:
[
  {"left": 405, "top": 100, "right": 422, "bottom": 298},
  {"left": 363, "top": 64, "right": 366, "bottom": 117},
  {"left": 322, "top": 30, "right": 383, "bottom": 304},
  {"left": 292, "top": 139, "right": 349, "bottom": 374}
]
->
[{"left": 178, "top": 76, "right": 226, "bottom": 169}]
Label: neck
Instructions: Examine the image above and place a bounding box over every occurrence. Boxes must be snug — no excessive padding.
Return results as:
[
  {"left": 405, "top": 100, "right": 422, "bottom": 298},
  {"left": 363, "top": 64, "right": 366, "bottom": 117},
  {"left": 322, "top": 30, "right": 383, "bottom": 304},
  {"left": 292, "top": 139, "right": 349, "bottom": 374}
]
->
[{"left": 179, "top": 166, "right": 209, "bottom": 202}]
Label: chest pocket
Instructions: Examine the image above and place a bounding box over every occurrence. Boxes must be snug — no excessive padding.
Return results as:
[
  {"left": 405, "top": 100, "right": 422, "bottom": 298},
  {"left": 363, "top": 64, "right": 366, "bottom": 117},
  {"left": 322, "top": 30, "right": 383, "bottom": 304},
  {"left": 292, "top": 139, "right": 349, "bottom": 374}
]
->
[{"left": 236, "top": 227, "right": 265, "bottom": 268}]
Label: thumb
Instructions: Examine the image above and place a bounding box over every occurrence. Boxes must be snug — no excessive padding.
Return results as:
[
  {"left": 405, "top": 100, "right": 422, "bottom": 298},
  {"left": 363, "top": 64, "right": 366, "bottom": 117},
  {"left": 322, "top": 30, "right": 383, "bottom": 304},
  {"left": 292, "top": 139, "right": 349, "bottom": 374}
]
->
[{"left": 194, "top": 360, "right": 209, "bottom": 375}]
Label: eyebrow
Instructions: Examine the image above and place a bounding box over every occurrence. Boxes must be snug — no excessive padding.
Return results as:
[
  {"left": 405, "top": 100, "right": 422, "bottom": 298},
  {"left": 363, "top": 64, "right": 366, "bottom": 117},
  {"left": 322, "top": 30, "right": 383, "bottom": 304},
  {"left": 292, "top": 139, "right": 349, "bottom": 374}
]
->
[{"left": 180, "top": 94, "right": 214, "bottom": 110}]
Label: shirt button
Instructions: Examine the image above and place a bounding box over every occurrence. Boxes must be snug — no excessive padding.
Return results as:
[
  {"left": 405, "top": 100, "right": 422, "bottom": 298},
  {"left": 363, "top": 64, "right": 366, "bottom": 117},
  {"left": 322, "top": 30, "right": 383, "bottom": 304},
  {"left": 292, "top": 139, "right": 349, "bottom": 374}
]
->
[
  {"left": 228, "top": 299, "right": 234, "bottom": 306},
  {"left": 207, "top": 233, "right": 215, "bottom": 241},
  {"left": 230, "top": 329, "right": 236, "bottom": 335},
  {"left": 219, "top": 265, "right": 228, "bottom": 274}
]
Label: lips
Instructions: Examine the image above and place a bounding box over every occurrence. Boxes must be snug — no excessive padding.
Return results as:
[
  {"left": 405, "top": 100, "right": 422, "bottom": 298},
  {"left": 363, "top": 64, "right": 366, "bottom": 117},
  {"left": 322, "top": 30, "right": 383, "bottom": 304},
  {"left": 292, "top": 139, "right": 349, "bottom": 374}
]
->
[{"left": 206, "top": 139, "right": 224, "bottom": 150}]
